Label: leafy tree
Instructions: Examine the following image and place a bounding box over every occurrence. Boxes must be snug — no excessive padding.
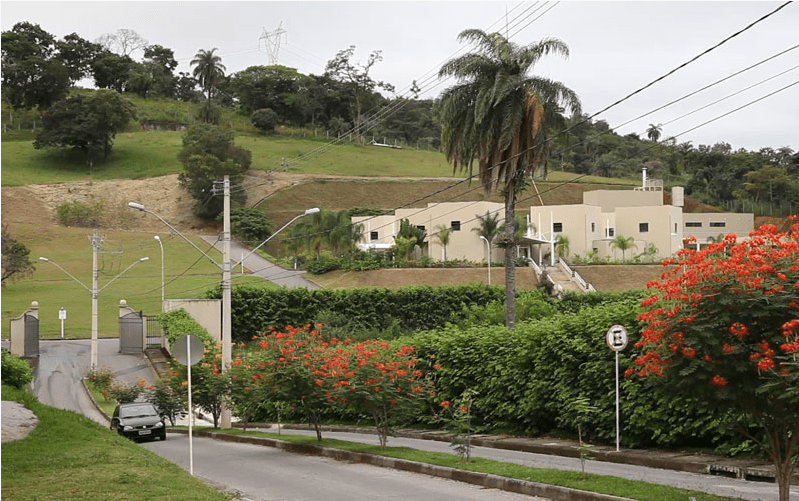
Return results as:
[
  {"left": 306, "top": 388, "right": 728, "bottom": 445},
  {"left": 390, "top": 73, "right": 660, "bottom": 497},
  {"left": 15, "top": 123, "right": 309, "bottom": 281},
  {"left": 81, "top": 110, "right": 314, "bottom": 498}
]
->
[
  {"left": 139, "top": 44, "right": 179, "bottom": 98},
  {"left": 250, "top": 108, "right": 279, "bottom": 133},
  {"left": 734, "top": 165, "right": 799, "bottom": 205},
  {"left": 609, "top": 235, "right": 636, "bottom": 262},
  {"left": 175, "top": 71, "right": 201, "bottom": 102},
  {"left": 146, "top": 378, "right": 187, "bottom": 426},
  {"left": 472, "top": 210, "right": 500, "bottom": 245},
  {"left": 633, "top": 222, "right": 799, "bottom": 501},
  {"left": 226, "top": 207, "right": 272, "bottom": 243},
  {"left": 191, "top": 48, "right": 226, "bottom": 122},
  {"left": 1, "top": 225, "right": 35, "bottom": 285},
  {"left": 56, "top": 32, "right": 103, "bottom": 84},
  {"left": 393, "top": 219, "right": 426, "bottom": 260},
  {"left": 230, "top": 65, "right": 314, "bottom": 120},
  {"left": 436, "top": 29, "right": 581, "bottom": 328},
  {"left": 433, "top": 224, "right": 452, "bottom": 261},
  {"left": 177, "top": 124, "right": 251, "bottom": 219},
  {"left": 1, "top": 22, "right": 70, "bottom": 110},
  {"left": 325, "top": 45, "right": 395, "bottom": 143},
  {"left": 91, "top": 51, "right": 134, "bottom": 92},
  {"left": 33, "top": 89, "right": 137, "bottom": 164}
]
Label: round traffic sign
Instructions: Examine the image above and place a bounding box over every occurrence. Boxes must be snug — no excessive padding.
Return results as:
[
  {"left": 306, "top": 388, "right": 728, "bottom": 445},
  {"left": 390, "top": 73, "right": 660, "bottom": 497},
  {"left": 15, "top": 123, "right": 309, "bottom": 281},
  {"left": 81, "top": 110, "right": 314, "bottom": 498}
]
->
[
  {"left": 173, "top": 334, "right": 204, "bottom": 366},
  {"left": 606, "top": 325, "right": 628, "bottom": 352}
]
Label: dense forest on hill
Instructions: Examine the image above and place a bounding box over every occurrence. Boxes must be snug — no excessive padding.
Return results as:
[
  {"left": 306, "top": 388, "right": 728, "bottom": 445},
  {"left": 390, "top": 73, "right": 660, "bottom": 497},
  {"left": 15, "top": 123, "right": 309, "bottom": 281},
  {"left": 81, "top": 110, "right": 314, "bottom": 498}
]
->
[{"left": 3, "top": 22, "right": 798, "bottom": 215}]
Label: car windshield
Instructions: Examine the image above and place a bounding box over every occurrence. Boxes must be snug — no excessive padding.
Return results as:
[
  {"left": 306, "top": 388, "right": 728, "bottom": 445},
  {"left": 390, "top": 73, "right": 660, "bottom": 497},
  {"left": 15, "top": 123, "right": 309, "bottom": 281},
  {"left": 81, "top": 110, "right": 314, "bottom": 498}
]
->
[{"left": 119, "top": 404, "right": 157, "bottom": 418}]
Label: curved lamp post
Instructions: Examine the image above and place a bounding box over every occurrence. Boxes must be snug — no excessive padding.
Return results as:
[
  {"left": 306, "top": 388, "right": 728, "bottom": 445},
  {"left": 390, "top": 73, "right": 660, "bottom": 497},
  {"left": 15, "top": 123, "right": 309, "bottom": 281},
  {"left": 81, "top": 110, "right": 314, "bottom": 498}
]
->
[
  {"left": 480, "top": 235, "right": 491, "bottom": 285},
  {"left": 39, "top": 255, "right": 149, "bottom": 369},
  {"left": 154, "top": 235, "right": 165, "bottom": 310}
]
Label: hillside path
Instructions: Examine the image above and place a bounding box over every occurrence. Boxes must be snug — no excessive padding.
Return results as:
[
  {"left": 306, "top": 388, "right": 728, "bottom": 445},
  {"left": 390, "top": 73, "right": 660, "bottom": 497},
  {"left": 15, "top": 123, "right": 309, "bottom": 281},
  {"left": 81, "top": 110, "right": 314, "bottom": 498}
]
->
[{"left": 199, "top": 235, "right": 320, "bottom": 289}]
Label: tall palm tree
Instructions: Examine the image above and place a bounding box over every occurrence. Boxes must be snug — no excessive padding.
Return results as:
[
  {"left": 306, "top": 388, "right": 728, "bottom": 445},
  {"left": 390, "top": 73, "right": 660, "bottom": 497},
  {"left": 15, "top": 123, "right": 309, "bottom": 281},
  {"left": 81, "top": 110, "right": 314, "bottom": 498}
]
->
[
  {"left": 437, "top": 29, "right": 581, "bottom": 328},
  {"left": 433, "top": 224, "right": 452, "bottom": 261},
  {"left": 555, "top": 235, "right": 570, "bottom": 259},
  {"left": 646, "top": 123, "right": 662, "bottom": 142},
  {"left": 190, "top": 48, "right": 226, "bottom": 121},
  {"left": 610, "top": 235, "right": 637, "bottom": 262}
]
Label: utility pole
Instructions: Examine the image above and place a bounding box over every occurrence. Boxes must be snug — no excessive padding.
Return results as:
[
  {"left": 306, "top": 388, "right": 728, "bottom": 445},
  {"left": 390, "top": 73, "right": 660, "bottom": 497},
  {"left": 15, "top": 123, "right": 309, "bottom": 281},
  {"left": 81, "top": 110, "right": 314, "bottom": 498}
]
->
[
  {"left": 259, "top": 22, "right": 287, "bottom": 65},
  {"left": 221, "top": 175, "right": 232, "bottom": 428},
  {"left": 89, "top": 229, "right": 103, "bottom": 370}
]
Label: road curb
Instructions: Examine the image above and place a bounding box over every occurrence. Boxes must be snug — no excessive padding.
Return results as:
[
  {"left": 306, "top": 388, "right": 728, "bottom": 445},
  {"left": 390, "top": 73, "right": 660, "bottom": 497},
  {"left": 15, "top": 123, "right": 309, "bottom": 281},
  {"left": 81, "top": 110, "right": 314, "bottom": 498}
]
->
[{"left": 172, "top": 428, "right": 635, "bottom": 501}]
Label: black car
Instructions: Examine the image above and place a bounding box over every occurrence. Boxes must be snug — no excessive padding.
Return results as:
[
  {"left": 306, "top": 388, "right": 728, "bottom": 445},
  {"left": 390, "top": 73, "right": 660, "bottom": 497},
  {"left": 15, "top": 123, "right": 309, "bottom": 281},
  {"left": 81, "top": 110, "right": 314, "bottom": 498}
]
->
[{"left": 110, "top": 402, "right": 166, "bottom": 441}]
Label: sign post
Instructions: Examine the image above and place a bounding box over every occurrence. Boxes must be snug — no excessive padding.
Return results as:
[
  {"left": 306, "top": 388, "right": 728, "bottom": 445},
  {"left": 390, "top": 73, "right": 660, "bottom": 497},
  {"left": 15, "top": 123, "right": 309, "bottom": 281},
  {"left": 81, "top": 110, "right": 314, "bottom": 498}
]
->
[
  {"left": 173, "top": 334, "right": 203, "bottom": 476},
  {"left": 606, "top": 324, "right": 628, "bottom": 452},
  {"left": 58, "top": 307, "right": 67, "bottom": 338}
]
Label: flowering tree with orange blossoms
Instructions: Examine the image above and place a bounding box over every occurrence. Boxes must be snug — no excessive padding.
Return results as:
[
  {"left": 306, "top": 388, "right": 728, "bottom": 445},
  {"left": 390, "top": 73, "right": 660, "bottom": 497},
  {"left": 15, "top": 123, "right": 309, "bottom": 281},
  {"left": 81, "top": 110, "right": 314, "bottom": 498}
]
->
[
  {"left": 633, "top": 220, "right": 799, "bottom": 501},
  {"left": 332, "top": 340, "right": 434, "bottom": 448}
]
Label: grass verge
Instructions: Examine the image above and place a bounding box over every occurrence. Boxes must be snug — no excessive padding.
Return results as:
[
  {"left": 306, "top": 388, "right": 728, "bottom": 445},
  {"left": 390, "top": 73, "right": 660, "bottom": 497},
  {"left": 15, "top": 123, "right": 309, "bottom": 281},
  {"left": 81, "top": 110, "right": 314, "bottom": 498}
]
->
[
  {"left": 1, "top": 385, "right": 229, "bottom": 501},
  {"left": 202, "top": 427, "right": 738, "bottom": 501}
]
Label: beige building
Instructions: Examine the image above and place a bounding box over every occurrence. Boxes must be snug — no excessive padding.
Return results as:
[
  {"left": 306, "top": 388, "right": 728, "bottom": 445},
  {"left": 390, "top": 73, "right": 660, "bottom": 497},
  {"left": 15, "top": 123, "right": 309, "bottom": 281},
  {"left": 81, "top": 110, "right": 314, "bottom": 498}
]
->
[
  {"left": 354, "top": 175, "right": 753, "bottom": 266},
  {"left": 353, "top": 201, "right": 505, "bottom": 263}
]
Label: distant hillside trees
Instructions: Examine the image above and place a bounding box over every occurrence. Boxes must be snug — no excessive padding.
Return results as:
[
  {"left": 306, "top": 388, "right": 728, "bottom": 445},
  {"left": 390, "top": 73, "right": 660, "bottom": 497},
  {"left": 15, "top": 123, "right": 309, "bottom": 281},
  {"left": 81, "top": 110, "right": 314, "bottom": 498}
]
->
[
  {"left": 33, "top": 89, "right": 137, "bottom": 165},
  {"left": 177, "top": 124, "right": 251, "bottom": 219}
]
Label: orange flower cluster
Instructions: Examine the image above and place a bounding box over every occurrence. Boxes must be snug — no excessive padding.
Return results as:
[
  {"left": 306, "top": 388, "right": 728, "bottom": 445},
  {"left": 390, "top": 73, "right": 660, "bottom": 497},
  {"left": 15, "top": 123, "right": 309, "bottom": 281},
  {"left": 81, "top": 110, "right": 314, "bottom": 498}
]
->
[{"left": 634, "top": 219, "right": 799, "bottom": 385}]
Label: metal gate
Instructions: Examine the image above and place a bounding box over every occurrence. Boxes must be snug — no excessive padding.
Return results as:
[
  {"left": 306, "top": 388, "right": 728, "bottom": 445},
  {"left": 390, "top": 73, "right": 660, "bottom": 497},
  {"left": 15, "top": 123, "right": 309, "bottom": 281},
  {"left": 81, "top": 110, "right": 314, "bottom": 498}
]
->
[
  {"left": 119, "top": 311, "right": 144, "bottom": 354},
  {"left": 145, "top": 315, "right": 162, "bottom": 348},
  {"left": 23, "top": 313, "right": 39, "bottom": 357}
]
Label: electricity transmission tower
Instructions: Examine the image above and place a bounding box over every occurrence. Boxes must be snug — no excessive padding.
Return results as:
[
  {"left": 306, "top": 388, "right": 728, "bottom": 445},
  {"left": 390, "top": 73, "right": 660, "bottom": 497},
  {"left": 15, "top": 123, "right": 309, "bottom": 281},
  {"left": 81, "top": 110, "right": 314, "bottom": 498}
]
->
[{"left": 259, "top": 22, "right": 287, "bottom": 65}]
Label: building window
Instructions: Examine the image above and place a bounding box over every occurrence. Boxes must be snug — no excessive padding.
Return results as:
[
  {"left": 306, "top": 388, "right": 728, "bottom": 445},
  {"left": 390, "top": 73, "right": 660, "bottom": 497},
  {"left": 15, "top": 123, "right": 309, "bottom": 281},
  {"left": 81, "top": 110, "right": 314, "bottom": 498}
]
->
[
  {"left": 370, "top": 231, "right": 378, "bottom": 241},
  {"left": 710, "top": 221, "right": 726, "bottom": 228},
  {"left": 674, "top": 223, "right": 678, "bottom": 233},
  {"left": 416, "top": 225, "right": 425, "bottom": 232},
  {"left": 685, "top": 222, "right": 702, "bottom": 228},
  {"left": 591, "top": 222, "right": 596, "bottom": 232},
  {"left": 553, "top": 222, "right": 563, "bottom": 233},
  {"left": 639, "top": 222, "right": 649, "bottom": 233},
  {"left": 451, "top": 221, "right": 461, "bottom": 231},
  {"left": 606, "top": 228, "right": 615, "bottom": 238}
]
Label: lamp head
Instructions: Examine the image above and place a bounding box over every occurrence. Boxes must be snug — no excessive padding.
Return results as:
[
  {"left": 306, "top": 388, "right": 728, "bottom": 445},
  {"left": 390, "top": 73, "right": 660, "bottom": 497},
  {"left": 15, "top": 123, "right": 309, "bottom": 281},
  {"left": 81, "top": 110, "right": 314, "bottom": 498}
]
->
[
  {"left": 305, "top": 207, "right": 321, "bottom": 215},
  {"left": 154, "top": 235, "right": 161, "bottom": 241},
  {"left": 139, "top": 257, "right": 150, "bottom": 262},
  {"left": 128, "top": 202, "right": 145, "bottom": 211},
  {"left": 39, "top": 256, "right": 50, "bottom": 262}
]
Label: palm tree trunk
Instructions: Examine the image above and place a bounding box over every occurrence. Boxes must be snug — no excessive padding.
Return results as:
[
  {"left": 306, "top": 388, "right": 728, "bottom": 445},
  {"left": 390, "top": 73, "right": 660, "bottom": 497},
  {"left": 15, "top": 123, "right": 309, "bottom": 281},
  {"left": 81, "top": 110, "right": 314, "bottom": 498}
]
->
[{"left": 504, "top": 192, "right": 516, "bottom": 329}]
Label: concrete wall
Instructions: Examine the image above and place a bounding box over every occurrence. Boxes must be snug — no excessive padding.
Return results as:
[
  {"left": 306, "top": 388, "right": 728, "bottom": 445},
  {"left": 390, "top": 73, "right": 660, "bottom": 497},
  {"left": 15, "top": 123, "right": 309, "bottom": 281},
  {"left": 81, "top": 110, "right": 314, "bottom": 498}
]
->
[
  {"left": 164, "top": 299, "right": 222, "bottom": 343},
  {"left": 682, "top": 212, "right": 754, "bottom": 245}
]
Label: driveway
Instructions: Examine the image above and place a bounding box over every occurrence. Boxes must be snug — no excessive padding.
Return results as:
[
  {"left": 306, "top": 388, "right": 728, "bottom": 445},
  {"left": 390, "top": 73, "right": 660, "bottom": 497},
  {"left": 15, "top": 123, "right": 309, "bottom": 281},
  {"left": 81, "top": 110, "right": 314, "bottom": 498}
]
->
[{"left": 199, "top": 236, "right": 319, "bottom": 289}]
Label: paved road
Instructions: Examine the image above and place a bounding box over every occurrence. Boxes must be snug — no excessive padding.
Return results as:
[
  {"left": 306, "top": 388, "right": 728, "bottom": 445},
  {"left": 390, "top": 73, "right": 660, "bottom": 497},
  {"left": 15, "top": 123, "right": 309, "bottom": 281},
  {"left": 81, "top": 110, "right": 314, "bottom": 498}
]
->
[
  {"left": 141, "top": 434, "right": 547, "bottom": 501},
  {"left": 27, "top": 339, "right": 799, "bottom": 501},
  {"left": 199, "top": 235, "right": 319, "bottom": 289},
  {"left": 265, "top": 428, "right": 796, "bottom": 501}
]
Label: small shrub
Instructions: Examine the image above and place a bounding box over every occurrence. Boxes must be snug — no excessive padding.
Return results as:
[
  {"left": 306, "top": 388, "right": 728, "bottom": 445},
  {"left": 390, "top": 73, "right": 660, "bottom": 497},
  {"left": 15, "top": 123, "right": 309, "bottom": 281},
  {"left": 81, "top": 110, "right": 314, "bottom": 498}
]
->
[
  {"left": 86, "top": 365, "right": 115, "bottom": 398},
  {"left": 56, "top": 200, "right": 104, "bottom": 227},
  {"left": 250, "top": 108, "right": 279, "bottom": 133},
  {"left": 1, "top": 350, "right": 33, "bottom": 389},
  {"left": 109, "top": 378, "right": 146, "bottom": 404}
]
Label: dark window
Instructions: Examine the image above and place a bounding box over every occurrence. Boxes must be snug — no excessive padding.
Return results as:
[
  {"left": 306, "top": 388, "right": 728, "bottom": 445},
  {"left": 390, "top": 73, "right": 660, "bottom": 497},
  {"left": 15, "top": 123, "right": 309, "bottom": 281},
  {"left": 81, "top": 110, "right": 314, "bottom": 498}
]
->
[
  {"left": 685, "top": 222, "right": 702, "bottom": 228},
  {"left": 370, "top": 231, "right": 378, "bottom": 240},
  {"left": 451, "top": 221, "right": 461, "bottom": 231},
  {"left": 553, "top": 222, "right": 563, "bottom": 232},
  {"left": 591, "top": 222, "right": 596, "bottom": 232},
  {"left": 416, "top": 225, "right": 425, "bottom": 232},
  {"left": 639, "top": 223, "right": 649, "bottom": 233},
  {"left": 607, "top": 228, "right": 615, "bottom": 237},
  {"left": 710, "top": 221, "right": 726, "bottom": 228}
]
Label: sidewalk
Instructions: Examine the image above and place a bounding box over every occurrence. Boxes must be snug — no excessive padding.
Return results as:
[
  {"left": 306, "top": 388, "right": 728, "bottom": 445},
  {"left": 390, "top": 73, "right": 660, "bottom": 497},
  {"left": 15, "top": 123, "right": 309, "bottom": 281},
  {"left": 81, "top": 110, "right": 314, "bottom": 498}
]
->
[{"left": 143, "top": 345, "right": 796, "bottom": 486}]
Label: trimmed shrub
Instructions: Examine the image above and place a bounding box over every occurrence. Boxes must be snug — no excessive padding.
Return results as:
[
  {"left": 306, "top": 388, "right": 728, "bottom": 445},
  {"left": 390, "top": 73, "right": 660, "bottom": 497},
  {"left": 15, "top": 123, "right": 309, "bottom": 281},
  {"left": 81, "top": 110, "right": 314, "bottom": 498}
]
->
[
  {"left": 56, "top": 200, "right": 103, "bottom": 227},
  {"left": 1, "top": 350, "right": 33, "bottom": 389}
]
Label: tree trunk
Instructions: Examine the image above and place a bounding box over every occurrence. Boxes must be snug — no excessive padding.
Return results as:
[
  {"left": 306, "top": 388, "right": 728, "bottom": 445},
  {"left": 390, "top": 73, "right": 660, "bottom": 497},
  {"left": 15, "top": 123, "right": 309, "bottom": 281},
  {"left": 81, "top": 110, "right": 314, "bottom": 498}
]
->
[{"left": 504, "top": 192, "right": 516, "bottom": 329}]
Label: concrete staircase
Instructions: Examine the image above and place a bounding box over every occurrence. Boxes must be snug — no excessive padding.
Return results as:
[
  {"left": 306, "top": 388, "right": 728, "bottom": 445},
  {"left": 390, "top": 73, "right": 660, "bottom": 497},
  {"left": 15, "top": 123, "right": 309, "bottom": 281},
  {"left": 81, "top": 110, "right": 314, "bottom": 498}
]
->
[{"left": 545, "top": 265, "right": 585, "bottom": 293}]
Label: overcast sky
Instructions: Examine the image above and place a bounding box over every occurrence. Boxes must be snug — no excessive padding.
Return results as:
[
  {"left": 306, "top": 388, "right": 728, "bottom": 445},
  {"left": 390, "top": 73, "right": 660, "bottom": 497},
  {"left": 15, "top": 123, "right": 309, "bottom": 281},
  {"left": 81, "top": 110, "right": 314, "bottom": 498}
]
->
[{"left": 2, "top": 1, "right": 797, "bottom": 152}]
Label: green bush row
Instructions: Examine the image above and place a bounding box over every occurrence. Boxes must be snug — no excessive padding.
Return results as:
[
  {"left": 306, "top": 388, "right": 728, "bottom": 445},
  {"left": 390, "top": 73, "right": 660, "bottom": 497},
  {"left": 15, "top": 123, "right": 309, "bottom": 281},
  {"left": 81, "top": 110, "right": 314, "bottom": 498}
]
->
[
  {"left": 402, "top": 294, "right": 738, "bottom": 451},
  {"left": 209, "top": 283, "right": 505, "bottom": 343}
]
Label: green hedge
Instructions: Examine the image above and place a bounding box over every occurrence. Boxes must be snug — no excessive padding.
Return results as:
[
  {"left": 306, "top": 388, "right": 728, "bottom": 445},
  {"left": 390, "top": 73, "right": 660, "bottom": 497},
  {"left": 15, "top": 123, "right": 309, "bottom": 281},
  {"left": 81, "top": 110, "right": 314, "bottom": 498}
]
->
[
  {"left": 405, "top": 295, "right": 737, "bottom": 450},
  {"left": 207, "top": 283, "right": 505, "bottom": 343},
  {"left": 157, "top": 309, "right": 214, "bottom": 349}
]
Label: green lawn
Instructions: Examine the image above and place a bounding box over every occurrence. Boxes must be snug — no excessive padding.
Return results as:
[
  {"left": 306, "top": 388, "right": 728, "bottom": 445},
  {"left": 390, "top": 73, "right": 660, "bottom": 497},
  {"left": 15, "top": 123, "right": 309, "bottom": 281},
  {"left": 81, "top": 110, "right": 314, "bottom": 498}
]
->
[
  {"left": 0, "top": 222, "right": 274, "bottom": 339},
  {"left": 1, "top": 129, "right": 455, "bottom": 186},
  {"left": 1, "top": 385, "right": 230, "bottom": 501}
]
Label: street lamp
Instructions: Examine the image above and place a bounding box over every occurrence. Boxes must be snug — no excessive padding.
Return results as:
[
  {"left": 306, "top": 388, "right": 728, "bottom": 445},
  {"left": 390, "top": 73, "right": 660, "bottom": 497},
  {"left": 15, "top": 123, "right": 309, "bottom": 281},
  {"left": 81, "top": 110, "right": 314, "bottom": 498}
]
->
[
  {"left": 480, "top": 236, "right": 491, "bottom": 285},
  {"left": 233, "top": 207, "right": 320, "bottom": 267},
  {"left": 128, "top": 196, "right": 319, "bottom": 428},
  {"left": 39, "top": 255, "right": 149, "bottom": 369},
  {"left": 154, "top": 235, "right": 164, "bottom": 310}
]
